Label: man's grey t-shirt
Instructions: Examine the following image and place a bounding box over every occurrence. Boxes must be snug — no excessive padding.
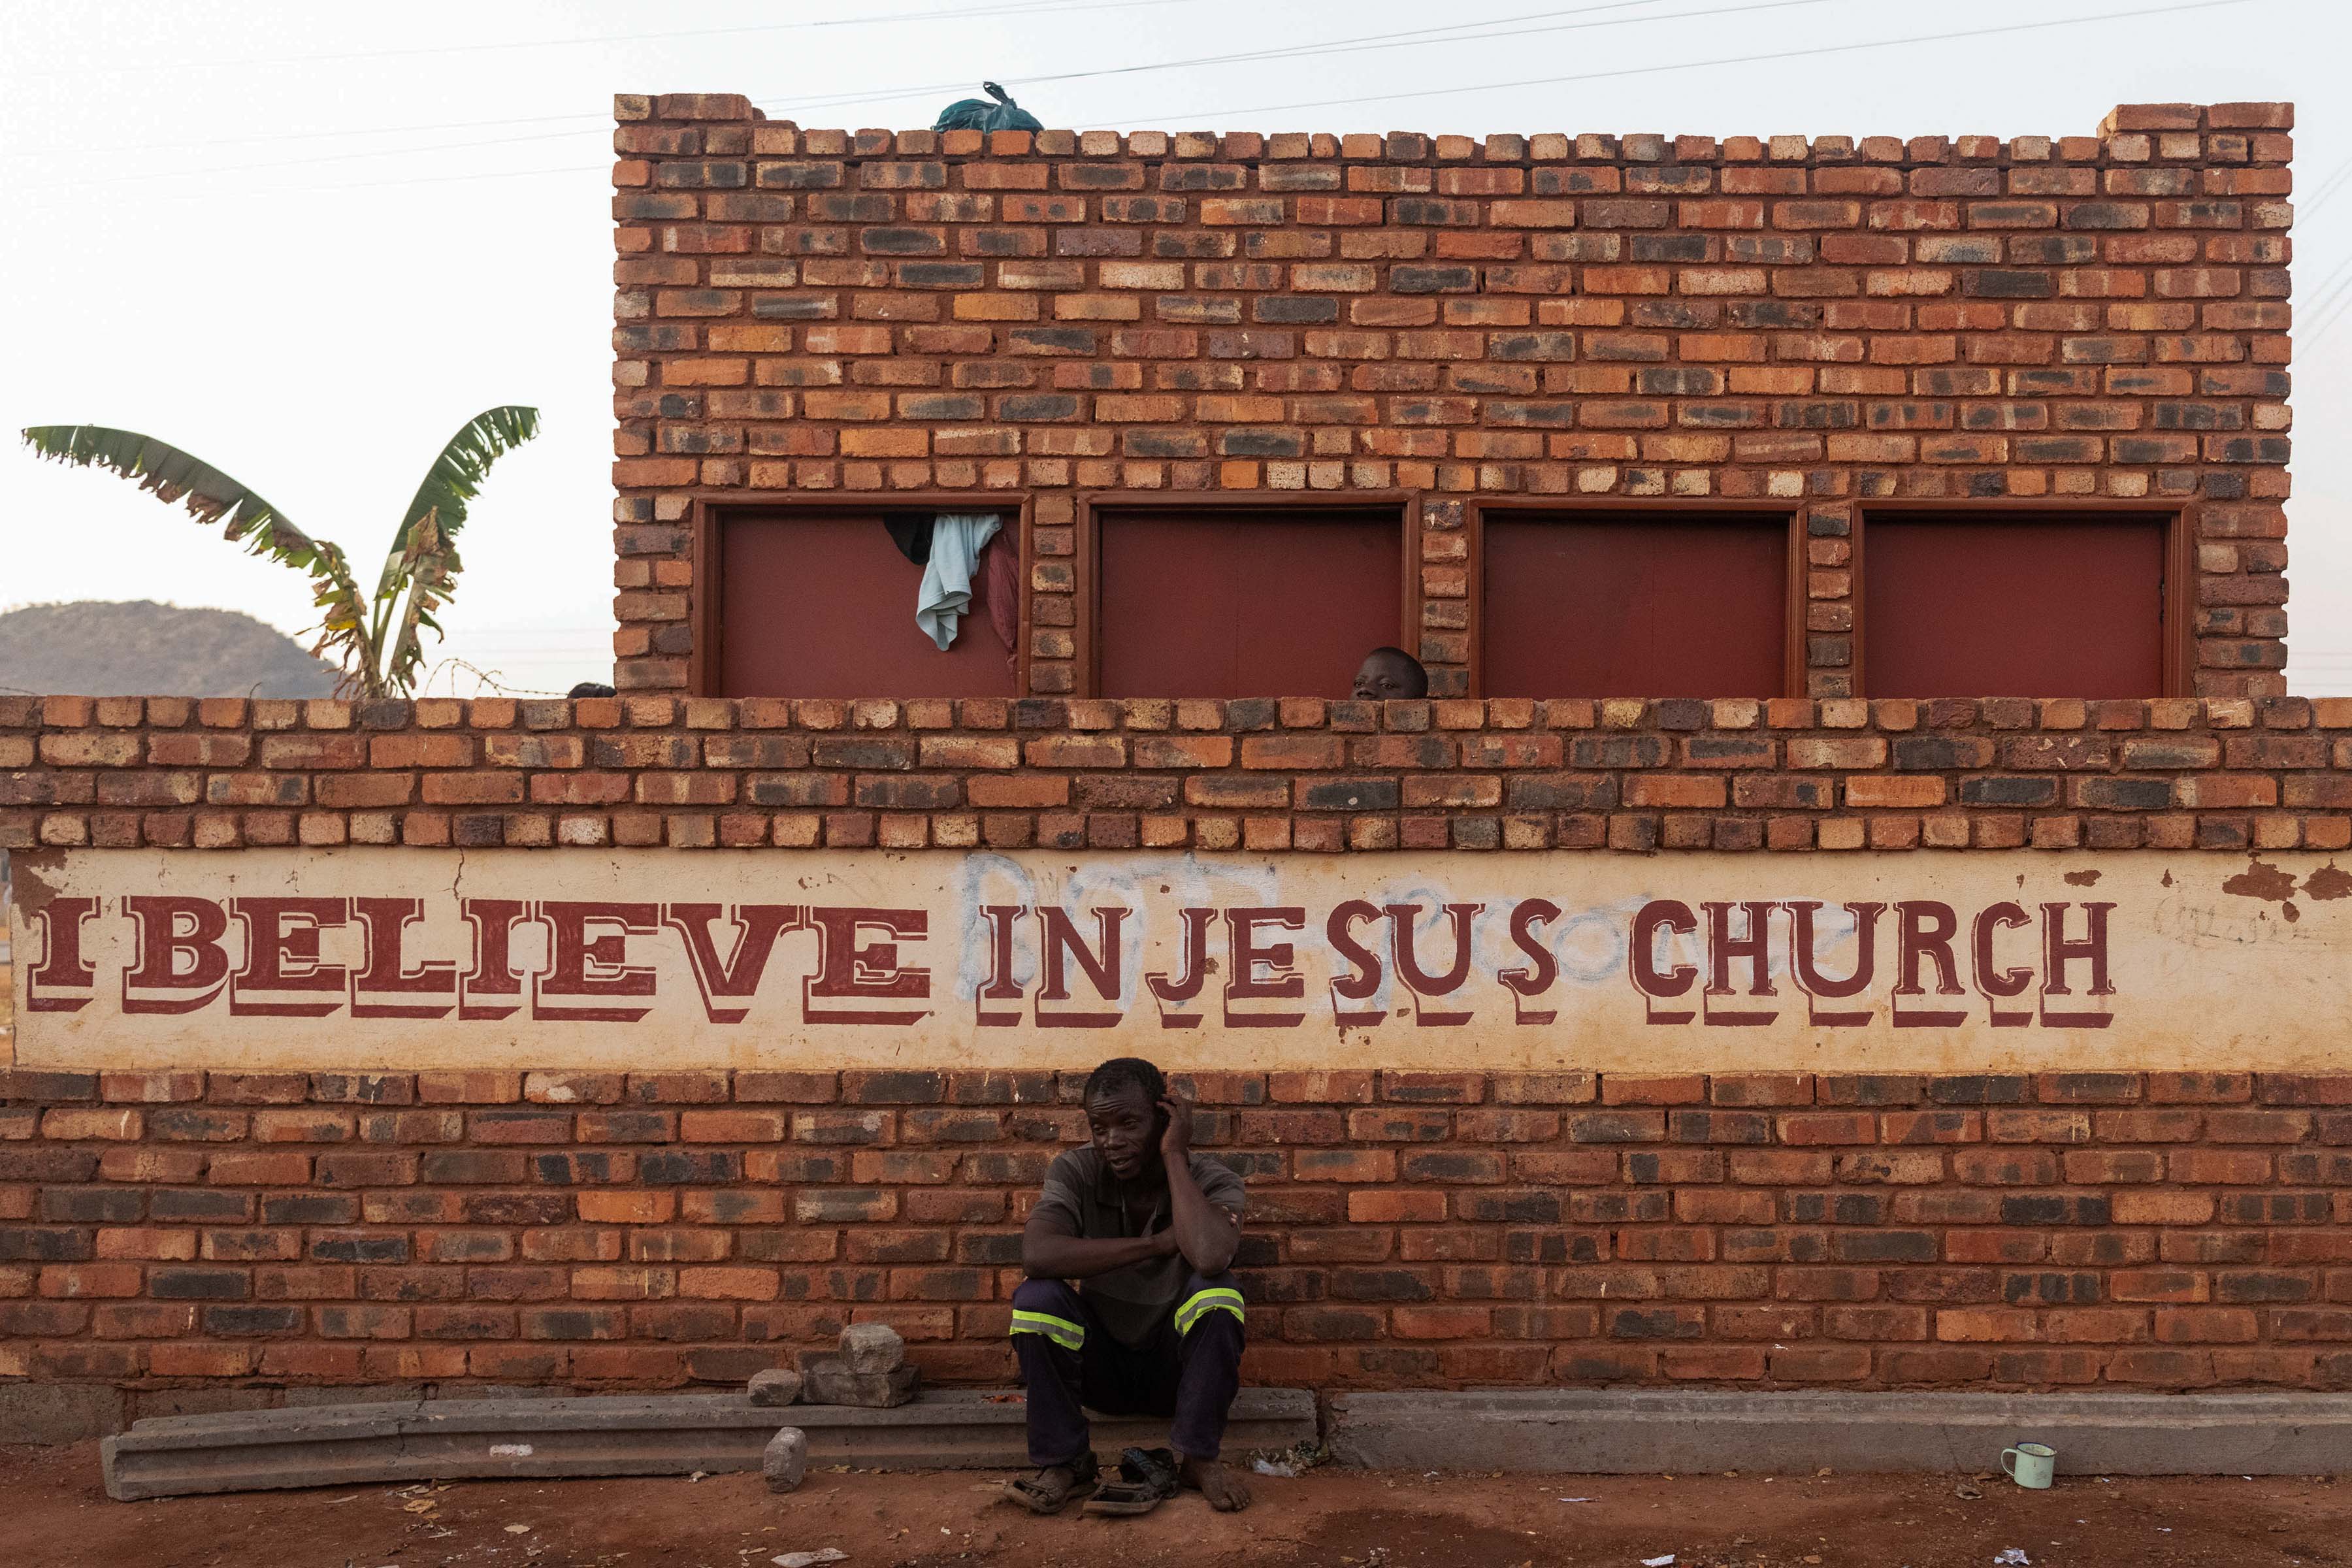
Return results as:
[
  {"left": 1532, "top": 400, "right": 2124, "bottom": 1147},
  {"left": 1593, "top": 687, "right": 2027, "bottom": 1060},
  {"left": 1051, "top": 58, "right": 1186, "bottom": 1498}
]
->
[{"left": 1030, "top": 1147, "right": 1246, "bottom": 1347}]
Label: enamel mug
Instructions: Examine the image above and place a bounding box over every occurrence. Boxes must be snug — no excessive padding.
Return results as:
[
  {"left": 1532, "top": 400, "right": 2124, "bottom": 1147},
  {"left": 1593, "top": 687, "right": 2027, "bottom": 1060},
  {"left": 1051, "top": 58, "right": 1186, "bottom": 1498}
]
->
[{"left": 2002, "top": 1442, "right": 2056, "bottom": 1489}]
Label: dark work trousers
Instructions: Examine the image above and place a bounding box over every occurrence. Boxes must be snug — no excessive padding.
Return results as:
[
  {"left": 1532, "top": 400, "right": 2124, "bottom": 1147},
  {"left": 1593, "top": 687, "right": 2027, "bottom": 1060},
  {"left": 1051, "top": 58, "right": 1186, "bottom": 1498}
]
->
[{"left": 1009, "top": 1272, "right": 1245, "bottom": 1467}]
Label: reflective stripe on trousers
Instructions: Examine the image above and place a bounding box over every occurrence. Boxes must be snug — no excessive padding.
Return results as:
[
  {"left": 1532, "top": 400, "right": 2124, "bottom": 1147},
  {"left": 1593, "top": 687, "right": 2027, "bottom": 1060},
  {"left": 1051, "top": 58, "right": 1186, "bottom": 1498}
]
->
[
  {"left": 1173, "top": 1284, "right": 1245, "bottom": 1336},
  {"left": 1009, "top": 1308, "right": 1086, "bottom": 1351}
]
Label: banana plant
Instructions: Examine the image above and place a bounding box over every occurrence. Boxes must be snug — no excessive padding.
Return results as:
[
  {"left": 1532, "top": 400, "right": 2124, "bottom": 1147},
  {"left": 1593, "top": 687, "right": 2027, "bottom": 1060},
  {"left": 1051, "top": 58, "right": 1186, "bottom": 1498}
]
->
[{"left": 19, "top": 407, "right": 540, "bottom": 699}]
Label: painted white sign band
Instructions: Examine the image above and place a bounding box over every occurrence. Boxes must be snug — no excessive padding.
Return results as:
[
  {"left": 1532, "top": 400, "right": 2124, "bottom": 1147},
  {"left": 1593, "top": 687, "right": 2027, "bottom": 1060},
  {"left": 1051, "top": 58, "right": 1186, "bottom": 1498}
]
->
[{"left": 8, "top": 848, "right": 2347, "bottom": 1072}]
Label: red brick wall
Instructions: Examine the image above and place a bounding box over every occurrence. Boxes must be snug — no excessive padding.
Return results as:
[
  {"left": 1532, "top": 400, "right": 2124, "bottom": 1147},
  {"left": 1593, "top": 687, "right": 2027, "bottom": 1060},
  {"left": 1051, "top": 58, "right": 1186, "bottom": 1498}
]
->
[
  {"left": 11, "top": 1064, "right": 2352, "bottom": 1396},
  {"left": 3, "top": 691, "right": 2347, "bottom": 856},
  {"left": 608, "top": 97, "right": 2294, "bottom": 700},
  {"left": 6, "top": 691, "right": 2352, "bottom": 1397}
]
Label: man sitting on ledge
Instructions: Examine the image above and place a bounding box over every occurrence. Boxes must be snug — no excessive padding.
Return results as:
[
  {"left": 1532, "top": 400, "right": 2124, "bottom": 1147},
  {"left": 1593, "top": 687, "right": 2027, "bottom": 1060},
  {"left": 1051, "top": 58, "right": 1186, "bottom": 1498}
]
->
[{"left": 1003, "top": 1056, "right": 1252, "bottom": 1515}]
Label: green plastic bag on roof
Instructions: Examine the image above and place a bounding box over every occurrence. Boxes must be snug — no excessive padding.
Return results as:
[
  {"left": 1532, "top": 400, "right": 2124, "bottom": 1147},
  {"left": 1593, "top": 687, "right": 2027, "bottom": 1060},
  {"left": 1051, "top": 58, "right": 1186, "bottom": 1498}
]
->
[{"left": 934, "top": 82, "right": 1043, "bottom": 135}]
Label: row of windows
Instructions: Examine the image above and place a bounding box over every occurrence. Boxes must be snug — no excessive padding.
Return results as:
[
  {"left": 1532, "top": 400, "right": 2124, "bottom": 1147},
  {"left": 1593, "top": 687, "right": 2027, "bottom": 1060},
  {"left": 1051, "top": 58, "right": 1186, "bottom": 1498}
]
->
[{"left": 704, "top": 503, "right": 2176, "bottom": 701}]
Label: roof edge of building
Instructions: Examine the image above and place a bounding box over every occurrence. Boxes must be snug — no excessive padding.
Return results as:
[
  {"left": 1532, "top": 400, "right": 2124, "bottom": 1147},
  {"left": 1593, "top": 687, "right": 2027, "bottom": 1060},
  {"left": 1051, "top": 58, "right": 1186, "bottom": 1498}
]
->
[{"left": 610, "top": 96, "right": 2295, "bottom": 160}]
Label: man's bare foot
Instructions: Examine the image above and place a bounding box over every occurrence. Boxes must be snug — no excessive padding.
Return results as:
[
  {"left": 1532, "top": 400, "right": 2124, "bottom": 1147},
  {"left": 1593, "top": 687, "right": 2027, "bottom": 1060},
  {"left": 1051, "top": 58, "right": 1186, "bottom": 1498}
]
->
[
  {"left": 1004, "top": 1458, "right": 1095, "bottom": 1514},
  {"left": 1177, "top": 1454, "right": 1252, "bottom": 1512}
]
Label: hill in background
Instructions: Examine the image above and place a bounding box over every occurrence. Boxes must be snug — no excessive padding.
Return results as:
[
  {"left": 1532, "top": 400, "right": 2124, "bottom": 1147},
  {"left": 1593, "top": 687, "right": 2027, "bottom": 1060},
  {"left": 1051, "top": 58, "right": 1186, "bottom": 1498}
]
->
[{"left": 0, "top": 600, "right": 339, "bottom": 698}]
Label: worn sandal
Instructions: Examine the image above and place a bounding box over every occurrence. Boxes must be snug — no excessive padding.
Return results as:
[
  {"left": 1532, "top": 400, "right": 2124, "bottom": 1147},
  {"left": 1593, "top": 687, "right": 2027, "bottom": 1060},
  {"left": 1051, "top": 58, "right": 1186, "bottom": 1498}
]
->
[
  {"left": 1081, "top": 1446, "right": 1181, "bottom": 1516},
  {"left": 1002, "top": 1450, "right": 1100, "bottom": 1514}
]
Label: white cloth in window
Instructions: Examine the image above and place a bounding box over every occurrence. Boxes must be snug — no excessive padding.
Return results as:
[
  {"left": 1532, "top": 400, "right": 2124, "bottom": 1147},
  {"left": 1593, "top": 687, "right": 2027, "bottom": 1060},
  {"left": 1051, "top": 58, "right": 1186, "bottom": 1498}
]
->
[{"left": 916, "top": 512, "right": 1002, "bottom": 649}]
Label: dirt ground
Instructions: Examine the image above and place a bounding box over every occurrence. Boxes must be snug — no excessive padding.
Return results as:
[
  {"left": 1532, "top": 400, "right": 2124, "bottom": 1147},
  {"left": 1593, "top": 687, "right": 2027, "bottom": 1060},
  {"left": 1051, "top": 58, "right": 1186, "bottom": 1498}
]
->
[{"left": 7, "top": 1441, "right": 2347, "bottom": 1568}]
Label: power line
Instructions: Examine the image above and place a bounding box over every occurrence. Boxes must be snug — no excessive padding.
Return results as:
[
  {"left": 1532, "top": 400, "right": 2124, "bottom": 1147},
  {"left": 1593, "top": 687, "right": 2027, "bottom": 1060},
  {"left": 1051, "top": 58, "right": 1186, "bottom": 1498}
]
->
[
  {"left": 8, "top": 161, "right": 603, "bottom": 211},
  {"left": 1127, "top": 0, "right": 2271, "bottom": 120},
  {"left": 18, "top": 126, "right": 606, "bottom": 192},
  {"left": 16, "top": 0, "right": 1193, "bottom": 80},
  {"left": 2300, "top": 154, "right": 2352, "bottom": 218},
  {"left": 770, "top": 0, "right": 1890, "bottom": 119},
  {"left": 7, "top": 0, "right": 2257, "bottom": 201},
  {"left": 15, "top": 0, "right": 1815, "bottom": 189},
  {"left": 1, "top": 110, "right": 614, "bottom": 160},
  {"left": 2306, "top": 318, "right": 2352, "bottom": 346},
  {"left": 6, "top": 0, "right": 2295, "bottom": 214},
  {"left": 2300, "top": 224, "right": 2352, "bottom": 342},
  {"left": 2300, "top": 259, "right": 2352, "bottom": 344},
  {"left": 762, "top": 0, "right": 1693, "bottom": 115},
  {"left": 2304, "top": 300, "right": 2352, "bottom": 348},
  {"left": 7, "top": 0, "right": 1646, "bottom": 161},
  {"left": 2300, "top": 252, "right": 2352, "bottom": 310},
  {"left": 14, "top": 161, "right": 615, "bottom": 208}
]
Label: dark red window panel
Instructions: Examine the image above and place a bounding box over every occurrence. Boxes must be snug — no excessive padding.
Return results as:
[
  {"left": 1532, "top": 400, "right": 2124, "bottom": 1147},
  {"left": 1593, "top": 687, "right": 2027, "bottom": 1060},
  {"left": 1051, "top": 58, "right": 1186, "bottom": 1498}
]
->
[
  {"left": 1863, "top": 514, "right": 2167, "bottom": 698},
  {"left": 1096, "top": 508, "right": 1406, "bottom": 699},
  {"left": 1480, "top": 513, "right": 1789, "bottom": 698},
  {"left": 715, "top": 511, "right": 1017, "bottom": 699}
]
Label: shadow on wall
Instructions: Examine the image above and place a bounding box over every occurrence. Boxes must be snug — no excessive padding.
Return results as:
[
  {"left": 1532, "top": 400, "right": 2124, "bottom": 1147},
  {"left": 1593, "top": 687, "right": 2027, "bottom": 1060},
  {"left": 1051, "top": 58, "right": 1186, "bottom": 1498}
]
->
[{"left": 1, "top": 848, "right": 12, "bottom": 1060}]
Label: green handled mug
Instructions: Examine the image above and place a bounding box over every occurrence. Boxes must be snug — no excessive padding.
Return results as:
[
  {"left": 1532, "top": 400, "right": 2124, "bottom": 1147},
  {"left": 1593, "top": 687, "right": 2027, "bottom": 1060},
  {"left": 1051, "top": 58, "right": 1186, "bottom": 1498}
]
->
[{"left": 2002, "top": 1442, "right": 2056, "bottom": 1489}]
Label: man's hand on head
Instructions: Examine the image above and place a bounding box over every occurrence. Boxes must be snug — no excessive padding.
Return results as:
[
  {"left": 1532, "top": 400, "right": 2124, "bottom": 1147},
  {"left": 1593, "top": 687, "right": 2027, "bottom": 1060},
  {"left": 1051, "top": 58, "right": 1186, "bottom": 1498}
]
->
[{"left": 1158, "top": 1092, "right": 1194, "bottom": 1164}]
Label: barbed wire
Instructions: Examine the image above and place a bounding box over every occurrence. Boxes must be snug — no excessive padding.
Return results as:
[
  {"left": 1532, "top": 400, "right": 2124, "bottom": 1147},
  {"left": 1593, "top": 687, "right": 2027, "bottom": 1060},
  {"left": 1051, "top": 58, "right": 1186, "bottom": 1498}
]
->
[{"left": 416, "top": 657, "right": 579, "bottom": 700}]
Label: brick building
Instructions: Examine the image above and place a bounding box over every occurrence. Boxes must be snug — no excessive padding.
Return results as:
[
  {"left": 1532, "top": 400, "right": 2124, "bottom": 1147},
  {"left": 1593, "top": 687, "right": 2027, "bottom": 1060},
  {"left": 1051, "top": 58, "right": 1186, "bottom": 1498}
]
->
[
  {"left": 6, "top": 97, "right": 2349, "bottom": 1429},
  {"left": 608, "top": 97, "right": 2291, "bottom": 704}
]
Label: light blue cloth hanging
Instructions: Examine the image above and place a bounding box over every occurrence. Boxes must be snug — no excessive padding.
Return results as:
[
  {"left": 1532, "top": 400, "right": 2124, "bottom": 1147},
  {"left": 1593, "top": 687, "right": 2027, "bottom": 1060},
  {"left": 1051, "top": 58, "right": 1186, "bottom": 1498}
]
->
[{"left": 915, "top": 513, "right": 1002, "bottom": 649}]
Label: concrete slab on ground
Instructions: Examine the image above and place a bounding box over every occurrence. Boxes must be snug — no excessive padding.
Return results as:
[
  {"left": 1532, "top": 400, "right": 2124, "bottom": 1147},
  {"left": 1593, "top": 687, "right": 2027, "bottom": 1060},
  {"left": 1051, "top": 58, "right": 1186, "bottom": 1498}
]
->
[
  {"left": 99, "top": 1387, "right": 1318, "bottom": 1501},
  {"left": 1327, "top": 1390, "right": 2352, "bottom": 1475}
]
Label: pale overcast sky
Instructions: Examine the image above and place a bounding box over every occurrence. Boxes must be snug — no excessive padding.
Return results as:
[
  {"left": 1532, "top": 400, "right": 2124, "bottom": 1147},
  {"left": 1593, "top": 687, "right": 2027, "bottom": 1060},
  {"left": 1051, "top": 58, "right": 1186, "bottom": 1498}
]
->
[{"left": 3, "top": 0, "right": 2344, "bottom": 696}]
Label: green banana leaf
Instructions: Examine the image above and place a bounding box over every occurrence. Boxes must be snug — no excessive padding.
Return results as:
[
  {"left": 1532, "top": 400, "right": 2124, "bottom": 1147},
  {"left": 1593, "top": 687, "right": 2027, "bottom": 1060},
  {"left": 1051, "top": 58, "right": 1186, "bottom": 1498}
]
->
[
  {"left": 20, "top": 423, "right": 374, "bottom": 683},
  {"left": 372, "top": 406, "right": 541, "bottom": 694}
]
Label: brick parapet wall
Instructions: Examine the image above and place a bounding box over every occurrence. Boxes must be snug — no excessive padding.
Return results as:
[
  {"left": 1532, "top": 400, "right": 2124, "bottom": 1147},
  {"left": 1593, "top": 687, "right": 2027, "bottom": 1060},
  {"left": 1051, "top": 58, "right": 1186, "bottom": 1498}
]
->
[
  {"left": 8, "top": 1065, "right": 2352, "bottom": 1395},
  {"left": 4, "top": 693, "right": 2349, "bottom": 856},
  {"left": 608, "top": 95, "right": 2294, "bottom": 699}
]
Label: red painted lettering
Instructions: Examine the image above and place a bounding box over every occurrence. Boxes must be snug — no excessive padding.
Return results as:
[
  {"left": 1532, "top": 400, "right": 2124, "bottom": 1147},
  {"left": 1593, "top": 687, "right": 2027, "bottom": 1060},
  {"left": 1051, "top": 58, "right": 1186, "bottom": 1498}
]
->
[
  {"left": 1499, "top": 898, "right": 1560, "bottom": 1026},
  {"left": 123, "top": 896, "right": 233, "bottom": 1015},
  {"left": 2039, "top": 901, "right": 2115, "bottom": 1030},
  {"left": 973, "top": 904, "right": 1028, "bottom": 1027},
  {"left": 664, "top": 902, "right": 808, "bottom": 1024},
  {"left": 1386, "top": 902, "right": 1480, "bottom": 1027},
  {"left": 1893, "top": 900, "right": 1968, "bottom": 1028},
  {"left": 1972, "top": 902, "right": 2034, "bottom": 1027},
  {"left": 805, "top": 906, "right": 930, "bottom": 1026},
  {"left": 460, "top": 898, "right": 529, "bottom": 1021},
  {"left": 1326, "top": 900, "right": 1385, "bottom": 1028},
  {"left": 1224, "top": 906, "right": 1305, "bottom": 1028},
  {"left": 1701, "top": 900, "right": 1779, "bottom": 1026},
  {"left": 1037, "top": 906, "right": 1124, "bottom": 1028},
  {"left": 351, "top": 897, "right": 457, "bottom": 1020},
  {"left": 229, "top": 897, "right": 349, "bottom": 1019},
  {"left": 1629, "top": 900, "right": 1699, "bottom": 1025},
  {"left": 1143, "top": 907, "right": 1216, "bottom": 1029},
  {"left": 1788, "top": 900, "right": 1884, "bottom": 1028},
  {"left": 25, "top": 894, "right": 98, "bottom": 1014},
  {"left": 534, "top": 900, "right": 659, "bottom": 1023}
]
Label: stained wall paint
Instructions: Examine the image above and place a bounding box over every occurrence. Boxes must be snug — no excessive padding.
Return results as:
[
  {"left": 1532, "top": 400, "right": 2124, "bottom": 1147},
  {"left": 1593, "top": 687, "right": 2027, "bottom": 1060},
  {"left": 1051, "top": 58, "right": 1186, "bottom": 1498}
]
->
[{"left": 8, "top": 848, "right": 2347, "bottom": 1072}]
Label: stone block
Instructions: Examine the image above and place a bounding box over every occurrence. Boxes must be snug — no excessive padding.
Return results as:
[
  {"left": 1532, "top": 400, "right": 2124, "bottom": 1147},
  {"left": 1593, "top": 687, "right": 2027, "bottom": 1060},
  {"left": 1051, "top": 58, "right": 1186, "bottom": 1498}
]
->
[
  {"left": 839, "top": 1322, "right": 906, "bottom": 1374},
  {"left": 763, "top": 1426, "right": 808, "bottom": 1492},
  {"left": 799, "top": 1353, "right": 920, "bottom": 1409},
  {"left": 748, "top": 1369, "right": 804, "bottom": 1408}
]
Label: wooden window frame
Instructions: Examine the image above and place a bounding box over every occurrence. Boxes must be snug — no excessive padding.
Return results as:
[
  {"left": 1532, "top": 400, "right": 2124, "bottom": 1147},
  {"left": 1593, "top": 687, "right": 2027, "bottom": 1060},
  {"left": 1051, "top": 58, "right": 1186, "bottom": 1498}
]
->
[
  {"left": 1073, "top": 491, "right": 1425, "bottom": 700},
  {"left": 1853, "top": 500, "right": 2193, "bottom": 700},
  {"left": 1464, "top": 498, "right": 1806, "bottom": 700},
  {"left": 687, "top": 492, "right": 1033, "bottom": 699}
]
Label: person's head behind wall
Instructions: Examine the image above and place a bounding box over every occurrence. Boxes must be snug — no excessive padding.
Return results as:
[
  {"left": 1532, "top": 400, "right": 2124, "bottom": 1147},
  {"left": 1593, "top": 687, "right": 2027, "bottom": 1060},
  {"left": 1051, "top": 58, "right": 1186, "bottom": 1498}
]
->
[
  {"left": 566, "top": 681, "right": 617, "bottom": 699},
  {"left": 1083, "top": 1056, "right": 1169, "bottom": 1182},
  {"left": 1351, "top": 646, "right": 1429, "bottom": 702}
]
